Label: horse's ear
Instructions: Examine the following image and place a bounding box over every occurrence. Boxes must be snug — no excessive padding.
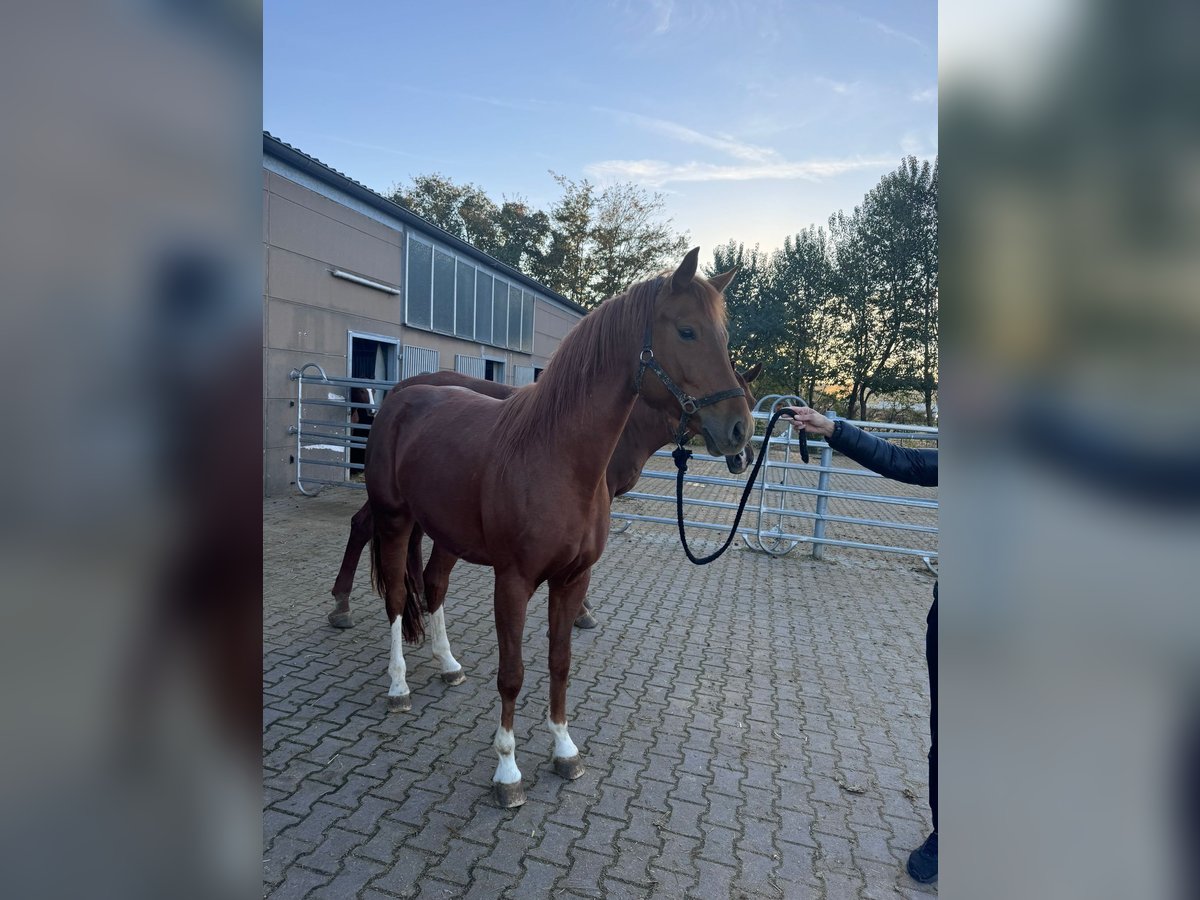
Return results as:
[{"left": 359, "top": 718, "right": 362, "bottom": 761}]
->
[
  {"left": 708, "top": 265, "right": 739, "bottom": 294},
  {"left": 740, "top": 362, "right": 762, "bottom": 383},
  {"left": 671, "top": 247, "right": 701, "bottom": 293}
]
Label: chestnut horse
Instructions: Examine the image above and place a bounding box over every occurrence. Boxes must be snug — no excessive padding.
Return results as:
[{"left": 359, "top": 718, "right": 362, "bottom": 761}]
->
[
  {"left": 326, "top": 362, "right": 761, "bottom": 629},
  {"left": 365, "top": 248, "right": 751, "bottom": 806}
]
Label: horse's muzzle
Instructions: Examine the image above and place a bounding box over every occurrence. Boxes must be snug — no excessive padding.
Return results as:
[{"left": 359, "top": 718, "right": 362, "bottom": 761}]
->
[{"left": 702, "top": 412, "right": 751, "bottom": 458}]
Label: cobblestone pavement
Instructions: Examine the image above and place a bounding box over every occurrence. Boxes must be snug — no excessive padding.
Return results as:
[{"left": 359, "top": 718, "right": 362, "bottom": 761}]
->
[{"left": 264, "top": 469, "right": 938, "bottom": 899}]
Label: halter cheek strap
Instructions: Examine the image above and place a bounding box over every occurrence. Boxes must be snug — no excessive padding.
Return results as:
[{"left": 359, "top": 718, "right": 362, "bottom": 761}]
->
[{"left": 634, "top": 323, "right": 746, "bottom": 447}]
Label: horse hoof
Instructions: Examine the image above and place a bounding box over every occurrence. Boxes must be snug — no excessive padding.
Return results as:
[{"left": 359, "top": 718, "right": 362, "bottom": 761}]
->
[
  {"left": 492, "top": 781, "right": 526, "bottom": 809},
  {"left": 327, "top": 610, "right": 355, "bottom": 629},
  {"left": 574, "top": 613, "right": 599, "bottom": 630},
  {"left": 386, "top": 693, "right": 411, "bottom": 713},
  {"left": 553, "top": 755, "right": 586, "bottom": 781},
  {"left": 440, "top": 668, "right": 466, "bottom": 686}
]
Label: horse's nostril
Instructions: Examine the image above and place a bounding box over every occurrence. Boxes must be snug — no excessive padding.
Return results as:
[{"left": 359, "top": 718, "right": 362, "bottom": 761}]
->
[{"left": 732, "top": 420, "right": 745, "bottom": 444}]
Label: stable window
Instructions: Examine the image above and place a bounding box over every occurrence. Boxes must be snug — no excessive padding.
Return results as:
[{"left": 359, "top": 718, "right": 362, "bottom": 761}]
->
[
  {"left": 521, "top": 291, "right": 535, "bottom": 353},
  {"left": 484, "top": 359, "right": 505, "bottom": 384},
  {"left": 492, "top": 278, "right": 508, "bottom": 348},
  {"left": 405, "top": 237, "right": 433, "bottom": 329},
  {"left": 507, "top": 284, "right": 522, "bottom": 351},
  {"left": 455, "top": 260, "right": 475, "bottom": 339},
  {"left": 474, "top": 271, "right": 493, "bottom": 345},
  {"left": 432, "top": 249, "right": 456, "bottom": 334}
]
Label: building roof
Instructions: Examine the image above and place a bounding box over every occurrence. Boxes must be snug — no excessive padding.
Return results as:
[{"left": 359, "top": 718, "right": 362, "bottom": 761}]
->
[{"left": 263, "top": 132, "right": 586, "bottom": 316}]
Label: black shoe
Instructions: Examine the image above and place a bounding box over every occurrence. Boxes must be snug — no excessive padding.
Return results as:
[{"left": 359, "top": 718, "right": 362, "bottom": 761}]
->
[{"left": 906, "top": 832, "right": 937, "bottom": 884}]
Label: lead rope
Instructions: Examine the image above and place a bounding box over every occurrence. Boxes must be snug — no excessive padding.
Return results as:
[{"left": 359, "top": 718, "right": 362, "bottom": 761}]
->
[{"left": 673, "top": 408, "right": 809, "bottom": 565}]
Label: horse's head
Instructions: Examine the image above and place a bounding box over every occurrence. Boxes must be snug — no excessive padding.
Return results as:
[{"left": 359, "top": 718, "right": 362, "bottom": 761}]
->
[
  {"left": 642, "top": 248, "right": 753, "bottom": 458},
  {"left": 724, "top": 362, "right": 761, "bottom": 474}
]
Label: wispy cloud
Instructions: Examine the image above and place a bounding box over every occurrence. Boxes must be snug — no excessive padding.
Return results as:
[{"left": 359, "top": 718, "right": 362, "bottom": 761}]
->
[
  {"left": 858, "top": 14, "right": 929, "bottom": 53},
  {"left": 583, "top": 156, "right": 893, "bottom": 187},
  {"left": 649, "top": 0, "right": 674, "bottom": 34},
  {"left": 312, "top": 134, "right": 432, "bottom": 159},
  {"left": 395, "top": 83, "right": 553, "bottom": 114},
  {"left": 588, "top": 106, "right": 890, "bottom": 186},
  {"left": 815, "top": 76, "right": 860, "bottom": 96},
  {"left": 910, "top": 87, "right": 937, "bottom": 103},
  {"left": 597, "top": 107, "right": 782, "bottom": 162}
]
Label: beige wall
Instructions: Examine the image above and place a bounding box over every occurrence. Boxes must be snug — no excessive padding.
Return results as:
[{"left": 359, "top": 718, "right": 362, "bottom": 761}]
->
[
  {"left": 263, "top": 164, "right": 582, "bottom": 496},
  {"left": 532, "top": 300, "right": 578, "bottom": 366}
]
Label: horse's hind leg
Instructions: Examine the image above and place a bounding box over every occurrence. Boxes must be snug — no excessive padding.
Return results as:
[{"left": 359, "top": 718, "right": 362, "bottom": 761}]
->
[
  {"left": 492, "top": 572, "right": 531, "bottom": 808},
  {"left": 423, "top": 543, "right": 465, "bottom": 685},
  {"left": 374, "top": 512, "right": 416, "bottom": 712},
  {"left": 547, "top": 570, "right": 589, "bottom": 781},
  {"left": 328, "top": 501, "right": 372, "bottom": 628}
]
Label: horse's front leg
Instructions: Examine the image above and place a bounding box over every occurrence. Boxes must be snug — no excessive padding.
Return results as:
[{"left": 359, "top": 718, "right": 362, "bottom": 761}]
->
[
  {"left": 492, "top": 572, "right": 531, "bottom": 808},
  {"left": 423, "top": 544, "right": 465, "bottom": 685},
  {"left": 546, "top": 569, "right": 589, "bottom": 781}
]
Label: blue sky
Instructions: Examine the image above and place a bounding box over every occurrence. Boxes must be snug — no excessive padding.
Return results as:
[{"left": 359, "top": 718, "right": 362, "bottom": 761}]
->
[{"left": 264, "top": 1, "right": 936, "bottom": 255}]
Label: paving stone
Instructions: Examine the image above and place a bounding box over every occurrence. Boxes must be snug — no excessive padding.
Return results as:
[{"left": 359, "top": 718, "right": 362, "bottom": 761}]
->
[{"left": 263, "top": 482, "right": 936, "bottom": 900}]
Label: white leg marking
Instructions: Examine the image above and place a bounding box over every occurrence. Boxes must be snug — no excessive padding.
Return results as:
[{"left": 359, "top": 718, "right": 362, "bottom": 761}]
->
[
  {"left": 429, "top": 607, "right": 461, "bottom": 674},
  {"left": 547, "top": 718, "right": 579, "bottom": 760},
  {"left": 388, "top": 617, "right": 409, "bottom": 697},
  {"left": 492, "top": 726, "right": 522, "bottom": 784}
]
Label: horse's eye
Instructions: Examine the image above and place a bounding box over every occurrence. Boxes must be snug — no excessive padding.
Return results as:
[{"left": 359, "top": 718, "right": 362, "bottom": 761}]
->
[{"left": 678, "top": 327, "right": 696, "bottom": 341}]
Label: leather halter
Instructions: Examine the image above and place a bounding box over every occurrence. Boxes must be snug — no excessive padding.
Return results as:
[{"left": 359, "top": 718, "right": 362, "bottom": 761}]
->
[{"left": 634, "top": 321, "right": 746, "bottom": 447}]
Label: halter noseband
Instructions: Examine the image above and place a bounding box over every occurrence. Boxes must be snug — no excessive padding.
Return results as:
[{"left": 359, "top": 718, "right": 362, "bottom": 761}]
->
[{"left": 634, "top": 322, "right": 746, "bottom": 447}]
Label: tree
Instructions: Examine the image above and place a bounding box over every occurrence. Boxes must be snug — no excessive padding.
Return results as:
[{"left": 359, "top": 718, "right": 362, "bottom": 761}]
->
[
  {"left": 830, "top": 157, "right": 938, "bottom": 420},
  {"left": 773, "top": 227, "right": 838, "bottom": 404},
  {"left": 588, "top": 181, "right": 691, "bottom": 306},
  {"left": 490, "top": 199, "right": 550, "bottom": 273},
  {"left": 911, "top": 158, "right": 938, "bottom": 424},
  {"left": 531, "top": 174, "right": 597, "bottom": 302},
  {"left": 709, "top": 241, "right": 777, "bottom": 386},
  {"left": 388, "top": 174, "right": 495, "bottom": 245},
  {"left": 534, "top": 174, "right": 689, "bottom": 308}
]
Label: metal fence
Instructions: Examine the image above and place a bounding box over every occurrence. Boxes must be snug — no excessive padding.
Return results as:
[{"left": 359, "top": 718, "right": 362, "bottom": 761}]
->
[
  {"left": 287, "top": 369, "right": 938, "bottom": 563},
  {"left": 611, "top": 394, "right": 939, "bottom": 563}
]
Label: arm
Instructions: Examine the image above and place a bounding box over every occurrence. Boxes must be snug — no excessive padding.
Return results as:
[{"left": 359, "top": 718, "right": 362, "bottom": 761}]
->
[{"left": 783, "top": 407, "right": 938, "bottom": 488}]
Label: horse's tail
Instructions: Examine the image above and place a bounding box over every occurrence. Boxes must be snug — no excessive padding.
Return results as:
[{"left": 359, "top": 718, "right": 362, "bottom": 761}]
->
[
  {"left": 369, "top": 519, "right": 388, "bottom": 606},
  {"left": 369, "top": 519, "right": 427, "bottom": 645},
  {"left": 401, "top": 524, "right": 427, "bottom": 644}
]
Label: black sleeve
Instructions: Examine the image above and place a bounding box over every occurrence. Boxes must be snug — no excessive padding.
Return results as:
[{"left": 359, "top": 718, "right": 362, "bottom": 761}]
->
[{"left": 827, "top": 420, "right": 938, "bottom": 487}]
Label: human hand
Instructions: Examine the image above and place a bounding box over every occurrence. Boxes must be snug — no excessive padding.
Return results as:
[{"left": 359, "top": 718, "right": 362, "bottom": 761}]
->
[{"left": 781, "top": 406, "right": 835, "bottom": 437}]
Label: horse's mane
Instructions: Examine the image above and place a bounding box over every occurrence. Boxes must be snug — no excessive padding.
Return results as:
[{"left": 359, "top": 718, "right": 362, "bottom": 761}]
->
[{"left": 492, "top": 269, "right": 726, "bottom": 469}]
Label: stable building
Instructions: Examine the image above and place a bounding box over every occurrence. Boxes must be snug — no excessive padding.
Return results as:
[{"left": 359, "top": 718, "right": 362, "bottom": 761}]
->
[{"left": 263, "top": 132, "right": 586, "bottom": 495}]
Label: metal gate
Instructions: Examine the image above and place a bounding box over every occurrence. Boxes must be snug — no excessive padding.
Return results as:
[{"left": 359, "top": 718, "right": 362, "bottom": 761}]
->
[
  {"left": 513, "top": 365, "right": 536, "bottom": 387},
  {"left": 288, "top": 364, "right": 388, "bottom": 494},
  {"left": 611, "top": 394, "right": 939, "bottom": 562}
]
